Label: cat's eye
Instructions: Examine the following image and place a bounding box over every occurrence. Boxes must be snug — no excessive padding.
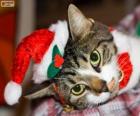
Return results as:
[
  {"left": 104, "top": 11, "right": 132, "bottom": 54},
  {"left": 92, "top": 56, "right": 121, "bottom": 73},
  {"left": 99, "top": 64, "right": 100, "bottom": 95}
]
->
[
  {"left": 90, "top": 50, "right": 101, "bottom": 67},
  {"left": 71, "top": 84, "right": 86, "bottom": 96}
]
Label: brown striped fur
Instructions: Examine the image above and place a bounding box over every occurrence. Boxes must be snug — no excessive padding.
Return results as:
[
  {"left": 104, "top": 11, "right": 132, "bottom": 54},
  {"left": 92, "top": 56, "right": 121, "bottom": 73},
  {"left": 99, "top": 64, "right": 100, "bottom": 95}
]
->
[{"left": 25, "top": 4, "right": 119, "bottom": 110}]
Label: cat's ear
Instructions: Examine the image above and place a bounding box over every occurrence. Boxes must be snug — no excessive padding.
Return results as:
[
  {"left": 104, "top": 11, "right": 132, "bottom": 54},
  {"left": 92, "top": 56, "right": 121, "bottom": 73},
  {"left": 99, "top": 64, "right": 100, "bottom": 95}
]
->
[
  {"left": 24, "top": 82, "right": 55, "bottom": 100},
  {"left": 68, "top": 4, "right": 94, "bottom": 40}
]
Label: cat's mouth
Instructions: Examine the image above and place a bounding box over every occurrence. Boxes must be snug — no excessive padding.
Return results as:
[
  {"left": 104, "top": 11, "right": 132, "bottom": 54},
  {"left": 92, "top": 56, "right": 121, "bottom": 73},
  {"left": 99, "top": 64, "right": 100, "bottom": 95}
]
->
[
  {"left": 107, "top": 70, "right": 123, "bottom": 93},
  {"left": 107, "top": 78, "right": 119, "bottom": 93}
]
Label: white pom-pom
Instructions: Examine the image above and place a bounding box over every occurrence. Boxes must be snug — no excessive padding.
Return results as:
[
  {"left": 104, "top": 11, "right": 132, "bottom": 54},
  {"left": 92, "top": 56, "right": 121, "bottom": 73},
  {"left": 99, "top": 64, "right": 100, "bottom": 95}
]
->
[{"left": 4, "top": 81, "right": 22, "bottom": 105}]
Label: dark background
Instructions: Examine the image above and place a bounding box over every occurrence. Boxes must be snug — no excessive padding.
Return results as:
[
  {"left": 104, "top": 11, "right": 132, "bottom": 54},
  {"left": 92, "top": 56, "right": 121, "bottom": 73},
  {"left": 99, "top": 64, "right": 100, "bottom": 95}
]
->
[{"left": 36, "top": 0, "right": 140, "bottom": 28}]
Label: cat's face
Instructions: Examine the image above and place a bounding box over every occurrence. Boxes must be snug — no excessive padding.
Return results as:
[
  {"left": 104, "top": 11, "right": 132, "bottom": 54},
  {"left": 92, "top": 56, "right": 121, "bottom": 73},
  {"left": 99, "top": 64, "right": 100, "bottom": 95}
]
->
[{"left": 26, "top": 4, "right": 121, "bottom": 109}]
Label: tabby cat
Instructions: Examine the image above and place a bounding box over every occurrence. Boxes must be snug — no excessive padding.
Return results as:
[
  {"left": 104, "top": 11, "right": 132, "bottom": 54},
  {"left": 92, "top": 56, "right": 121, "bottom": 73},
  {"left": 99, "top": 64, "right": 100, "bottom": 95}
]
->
[{"left": 26, "top": 4, "right": 140, "bottom": 110}]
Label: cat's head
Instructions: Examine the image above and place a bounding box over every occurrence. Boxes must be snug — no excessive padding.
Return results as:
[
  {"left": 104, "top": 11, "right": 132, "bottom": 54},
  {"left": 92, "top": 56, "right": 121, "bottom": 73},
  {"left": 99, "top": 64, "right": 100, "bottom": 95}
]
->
[{"left": 26, "top": 4, "right": 121, "bottom": 109}]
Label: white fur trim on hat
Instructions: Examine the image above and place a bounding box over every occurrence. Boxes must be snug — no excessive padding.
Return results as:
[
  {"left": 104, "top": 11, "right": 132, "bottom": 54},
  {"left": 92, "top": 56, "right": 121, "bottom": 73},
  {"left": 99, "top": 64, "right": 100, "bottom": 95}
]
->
[
  {"left": 33, "top": 20, "right": 69, "bottom": 83},
  {"left": 4, "top": 81, "right": 22, "bottom": 105},
  {"left": 111, "top": 30, "right": 131, "bottom": 53}
]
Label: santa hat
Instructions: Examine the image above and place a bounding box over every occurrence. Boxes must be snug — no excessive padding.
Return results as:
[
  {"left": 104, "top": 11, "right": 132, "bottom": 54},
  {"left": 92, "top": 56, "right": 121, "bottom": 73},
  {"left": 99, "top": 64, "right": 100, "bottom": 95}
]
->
[{"left": 4, "top": 21, "right": 69, "bottom": 105}]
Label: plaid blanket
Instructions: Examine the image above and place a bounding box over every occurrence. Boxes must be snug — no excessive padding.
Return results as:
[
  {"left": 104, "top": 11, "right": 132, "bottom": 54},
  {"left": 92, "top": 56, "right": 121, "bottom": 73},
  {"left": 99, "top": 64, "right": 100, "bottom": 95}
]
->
[
  {"left": 32, "top": 87, "right": 140, "bottom": 116},
  {"left": 117, "top": 6, "right": 140, "bottom": 36},
  {"left": 32, "top": 6, "right": 140, "bottom": 116}
]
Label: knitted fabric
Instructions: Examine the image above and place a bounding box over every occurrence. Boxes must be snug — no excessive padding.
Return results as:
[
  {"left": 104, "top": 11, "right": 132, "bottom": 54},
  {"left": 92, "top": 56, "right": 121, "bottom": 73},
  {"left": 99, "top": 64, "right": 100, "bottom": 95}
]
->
[
  {"left": 118, "top": 52, "right": 133, "bottom": 89},
  {"left": 12, "top": 29, "right": 54, "bottom": 84}
]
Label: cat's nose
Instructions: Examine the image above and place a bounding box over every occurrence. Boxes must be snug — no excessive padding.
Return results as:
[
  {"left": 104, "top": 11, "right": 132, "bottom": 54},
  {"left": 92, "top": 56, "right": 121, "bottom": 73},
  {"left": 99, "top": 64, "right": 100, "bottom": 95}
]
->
[{"left": 90, "top": 78, "right": 109, "bottom": 93}]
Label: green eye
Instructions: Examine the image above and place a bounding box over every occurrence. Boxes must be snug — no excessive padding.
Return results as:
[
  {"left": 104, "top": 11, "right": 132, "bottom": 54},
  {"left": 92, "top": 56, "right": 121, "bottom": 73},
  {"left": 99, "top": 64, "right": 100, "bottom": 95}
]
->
[
  {"left": 71, "top": 84, "right": 86, "bottom": 96},
  {"left": 90, "top": 50, "right": 101, "bottom": 66}
]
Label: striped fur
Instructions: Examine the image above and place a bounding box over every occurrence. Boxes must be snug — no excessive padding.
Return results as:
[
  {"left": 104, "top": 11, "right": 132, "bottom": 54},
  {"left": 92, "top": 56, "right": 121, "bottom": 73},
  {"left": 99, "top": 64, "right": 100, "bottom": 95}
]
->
[{"left": 26, "top": 4, "right": 120, "bottom": 110}]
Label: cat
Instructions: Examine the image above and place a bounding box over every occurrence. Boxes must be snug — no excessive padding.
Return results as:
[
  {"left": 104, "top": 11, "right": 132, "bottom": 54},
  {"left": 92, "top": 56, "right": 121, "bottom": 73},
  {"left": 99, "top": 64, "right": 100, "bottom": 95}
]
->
[{"left": 25, "top": 4, "right": 140, "bottom": 110}]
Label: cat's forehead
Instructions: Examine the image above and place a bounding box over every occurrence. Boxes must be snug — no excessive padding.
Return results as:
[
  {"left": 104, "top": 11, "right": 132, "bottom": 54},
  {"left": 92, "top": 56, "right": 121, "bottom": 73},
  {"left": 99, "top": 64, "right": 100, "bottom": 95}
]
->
[
  {"left": 86, "top": 21, "right": 113, "bottom": 42},
  {"left": 75, "top": 21, "right": 113, "bottom": 52},
  {"left": 94, "top": 22, "right": 113, "bottom": 39}
]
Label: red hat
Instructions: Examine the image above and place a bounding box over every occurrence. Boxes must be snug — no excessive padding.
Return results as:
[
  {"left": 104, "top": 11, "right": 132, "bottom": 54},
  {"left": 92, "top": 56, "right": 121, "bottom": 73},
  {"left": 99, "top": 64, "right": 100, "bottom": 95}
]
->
[{"left": 4, "top": 21, "right": 69, "bottom": 105}]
